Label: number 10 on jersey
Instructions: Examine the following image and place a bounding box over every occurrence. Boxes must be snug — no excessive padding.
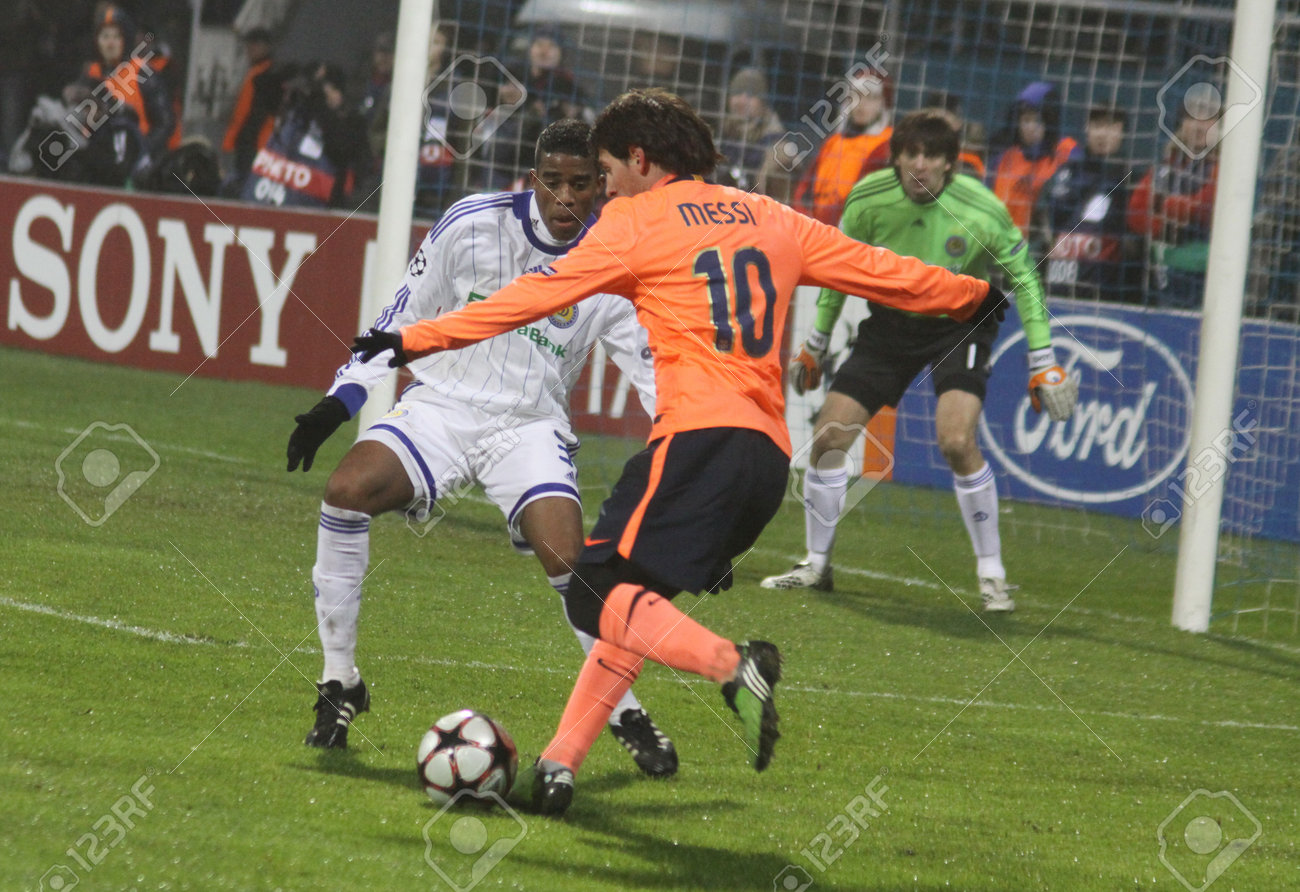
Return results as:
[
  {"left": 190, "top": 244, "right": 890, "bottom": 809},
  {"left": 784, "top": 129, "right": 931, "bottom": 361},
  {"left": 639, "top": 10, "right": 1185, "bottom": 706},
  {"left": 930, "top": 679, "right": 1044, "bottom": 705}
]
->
[{"left": 693, "top": 247, "right": 777, "bottom": 357}]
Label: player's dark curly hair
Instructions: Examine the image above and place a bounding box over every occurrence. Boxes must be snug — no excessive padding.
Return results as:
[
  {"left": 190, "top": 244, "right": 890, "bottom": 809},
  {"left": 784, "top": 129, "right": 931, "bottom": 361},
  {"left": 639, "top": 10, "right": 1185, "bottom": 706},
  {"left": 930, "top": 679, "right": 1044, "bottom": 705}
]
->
[
  {"left": 592, "top": 88, "right": 722, "bottom": 177},
  {"left": 535, "top": 118, "right": 595, "bottom": 167},
  {"left": 890, "top": 110, "right": 961, "bottom": 167}
]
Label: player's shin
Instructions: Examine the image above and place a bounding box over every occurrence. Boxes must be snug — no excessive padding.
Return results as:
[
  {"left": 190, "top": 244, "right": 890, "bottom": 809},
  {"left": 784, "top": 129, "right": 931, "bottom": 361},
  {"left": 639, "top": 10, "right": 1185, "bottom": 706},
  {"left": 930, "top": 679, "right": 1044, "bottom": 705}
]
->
[
  {"left": 313, "top": 502, "right": 371, "bottom": 685},
  {"left": 804, "top": 462, "right": 849, "bottom": 571},
  {"left": 541, "top": 640, "right": 642, "bottom": 772},
  {"left": 598, "top": 583, "right": 740, "bottom": 682},
  {"left": 953, "top": 464, "right": 1005, "bottom": 580},
  {"left": 553, "top": 572, "right": 645, "bottom": 718}
]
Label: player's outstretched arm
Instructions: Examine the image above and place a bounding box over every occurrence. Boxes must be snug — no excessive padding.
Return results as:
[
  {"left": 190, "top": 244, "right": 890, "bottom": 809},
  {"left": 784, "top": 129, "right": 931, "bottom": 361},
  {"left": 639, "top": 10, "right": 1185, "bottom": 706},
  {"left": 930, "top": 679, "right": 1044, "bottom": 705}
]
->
[
  {"left": 286, "top": 395, "right": 350, "bottom": 472},
  {"left": 794, "top": 212, "right": 992, "bottom": 320},
  {"left": 397, "top": 204, "right": 638, "bottom": 362}
]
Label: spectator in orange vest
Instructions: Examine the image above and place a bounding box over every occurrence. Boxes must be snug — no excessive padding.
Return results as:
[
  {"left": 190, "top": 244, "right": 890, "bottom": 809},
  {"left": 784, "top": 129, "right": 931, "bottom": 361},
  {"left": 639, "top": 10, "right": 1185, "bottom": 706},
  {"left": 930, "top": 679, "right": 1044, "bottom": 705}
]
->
[
  {"left": 989, "top": 81, "right": 1076, "bottom": 238},
  {"left": 80, "top": 4, "right": 173, "bottom": 168},
  {"left": 792, "top": 69, "right": 894, "bottom": 224},
  {"left": 223, "top": 27, "right": 284, "bottom": 188}
]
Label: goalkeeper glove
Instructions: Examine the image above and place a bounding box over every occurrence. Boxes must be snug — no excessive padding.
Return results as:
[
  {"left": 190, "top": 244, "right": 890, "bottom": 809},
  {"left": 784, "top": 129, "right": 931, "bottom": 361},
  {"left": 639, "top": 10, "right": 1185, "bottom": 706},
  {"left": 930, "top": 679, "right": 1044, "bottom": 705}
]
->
[
  {"left": 286, "top": 395, "right": 350, "bottom": 472},
  {"left": 352, "top": 327, "right": 409, "bottom": 367},
  {"left": 788, "top": 328, "right": 830, "bottom": 396},
  {"left": 1027, "top": 346, "right": 1078, "bottom": 422}
]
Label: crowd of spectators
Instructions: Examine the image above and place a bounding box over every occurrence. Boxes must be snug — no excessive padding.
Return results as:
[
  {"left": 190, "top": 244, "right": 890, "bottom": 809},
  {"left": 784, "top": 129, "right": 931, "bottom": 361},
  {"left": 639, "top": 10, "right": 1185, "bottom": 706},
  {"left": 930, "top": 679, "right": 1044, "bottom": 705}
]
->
[{"left": 0, "top": 6, "right": 1288, "bottom": 315}]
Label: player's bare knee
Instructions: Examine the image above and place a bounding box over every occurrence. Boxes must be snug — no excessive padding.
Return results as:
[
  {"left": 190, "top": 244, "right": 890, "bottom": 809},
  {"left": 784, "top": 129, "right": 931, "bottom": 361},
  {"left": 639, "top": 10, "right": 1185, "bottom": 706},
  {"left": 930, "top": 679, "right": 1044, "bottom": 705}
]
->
[
  {"left": 811, "top": 424, "right": 858, "bottom": 467},
  {"left": 323, "top": 469, "right": 384, "bottom": 515},
  {"left": 937, "top": 430, "right": 978, "bottom": 468},
  {"left": 537, "top": 540, "right": 581, "bottom": 578}
]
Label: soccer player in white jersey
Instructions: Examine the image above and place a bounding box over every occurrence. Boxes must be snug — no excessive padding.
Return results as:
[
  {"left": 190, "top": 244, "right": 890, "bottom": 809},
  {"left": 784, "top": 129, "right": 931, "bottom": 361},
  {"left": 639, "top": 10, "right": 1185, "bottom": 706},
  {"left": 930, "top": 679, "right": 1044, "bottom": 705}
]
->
[{"left": 285, "top": 120, "right": 678, "bottom": 777}]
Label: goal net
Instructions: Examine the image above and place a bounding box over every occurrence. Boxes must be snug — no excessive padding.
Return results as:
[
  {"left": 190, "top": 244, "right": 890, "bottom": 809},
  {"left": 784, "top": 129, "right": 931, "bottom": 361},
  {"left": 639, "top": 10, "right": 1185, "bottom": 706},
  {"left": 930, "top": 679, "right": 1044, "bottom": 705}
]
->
[{"left": 425, "top": 0, "right": 1298, "bottom": 634}]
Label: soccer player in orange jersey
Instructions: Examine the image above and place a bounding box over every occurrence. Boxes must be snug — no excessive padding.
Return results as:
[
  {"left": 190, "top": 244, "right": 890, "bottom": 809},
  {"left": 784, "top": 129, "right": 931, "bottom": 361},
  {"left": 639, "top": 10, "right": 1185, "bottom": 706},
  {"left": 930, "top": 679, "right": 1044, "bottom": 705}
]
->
[{"left": 354, "top": 88, "right": 1007, "bottom": 815}]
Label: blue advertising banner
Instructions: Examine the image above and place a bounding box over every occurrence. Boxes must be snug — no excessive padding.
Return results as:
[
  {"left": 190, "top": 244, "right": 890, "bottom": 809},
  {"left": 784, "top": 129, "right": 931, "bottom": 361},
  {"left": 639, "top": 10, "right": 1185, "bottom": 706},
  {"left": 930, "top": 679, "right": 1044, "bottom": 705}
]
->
[{"left": 890, "top": 298, "right": 1300, "bottom": 544}]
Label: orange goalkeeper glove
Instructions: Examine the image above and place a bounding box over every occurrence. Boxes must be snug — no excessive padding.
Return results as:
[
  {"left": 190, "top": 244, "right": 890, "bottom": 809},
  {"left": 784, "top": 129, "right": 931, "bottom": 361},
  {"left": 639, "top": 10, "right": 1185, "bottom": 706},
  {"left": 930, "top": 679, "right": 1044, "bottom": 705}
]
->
[
  {"left": 788, "top": 328, "right": 830, "bottom": 396},
  {"left": 1027, "top": 347, "right": 1078, "bottom": 421}
]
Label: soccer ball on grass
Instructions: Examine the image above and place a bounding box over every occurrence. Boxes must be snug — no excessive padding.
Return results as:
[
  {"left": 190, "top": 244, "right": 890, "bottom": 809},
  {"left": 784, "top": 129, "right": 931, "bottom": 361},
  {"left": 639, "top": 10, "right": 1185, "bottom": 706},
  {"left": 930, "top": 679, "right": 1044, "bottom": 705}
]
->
[{"left": 417, "top": 709, "right": 518, "bottom": 806}]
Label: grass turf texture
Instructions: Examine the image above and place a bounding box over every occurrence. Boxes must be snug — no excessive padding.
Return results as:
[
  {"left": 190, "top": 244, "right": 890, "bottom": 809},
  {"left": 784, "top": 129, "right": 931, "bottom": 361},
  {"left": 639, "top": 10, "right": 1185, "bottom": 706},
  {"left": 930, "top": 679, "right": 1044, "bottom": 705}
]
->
[{"left": 3, "top": 345, "right": 1298, "bottom": 891}]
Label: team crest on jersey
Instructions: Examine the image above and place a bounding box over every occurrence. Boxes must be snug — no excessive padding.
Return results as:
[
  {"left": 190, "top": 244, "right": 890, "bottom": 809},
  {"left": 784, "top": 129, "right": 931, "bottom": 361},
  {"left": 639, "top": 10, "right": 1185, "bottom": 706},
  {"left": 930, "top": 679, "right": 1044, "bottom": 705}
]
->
[
  {"left": 409, "top": 249, "right": 427, "bottom": 276},
  {"left": 945, "top": 236, "right": 967, "bottom": 257},
  {"left": 549, "top": 306, "right": 579, "bottom": 328}
]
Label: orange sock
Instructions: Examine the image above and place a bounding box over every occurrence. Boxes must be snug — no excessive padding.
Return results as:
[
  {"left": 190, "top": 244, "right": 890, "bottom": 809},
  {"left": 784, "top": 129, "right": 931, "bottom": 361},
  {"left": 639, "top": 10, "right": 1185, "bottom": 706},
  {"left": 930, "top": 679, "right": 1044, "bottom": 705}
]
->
[
  {"left": 598, "top": 583, "right": 740, "bottom": 683},
  {"left": 541, "top": 640, "right": 642, "bottom": 772}
]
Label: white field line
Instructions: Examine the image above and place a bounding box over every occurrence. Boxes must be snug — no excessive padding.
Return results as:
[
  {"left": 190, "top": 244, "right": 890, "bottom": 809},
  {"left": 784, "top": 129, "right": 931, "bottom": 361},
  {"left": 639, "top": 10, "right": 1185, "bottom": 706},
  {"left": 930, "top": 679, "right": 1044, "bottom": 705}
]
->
[
  {"left": 3, "top": 417, "right": 245, "bottom": 464},
  {"left": 4, "top": 595, "right": 1296, "bottom": 735}
]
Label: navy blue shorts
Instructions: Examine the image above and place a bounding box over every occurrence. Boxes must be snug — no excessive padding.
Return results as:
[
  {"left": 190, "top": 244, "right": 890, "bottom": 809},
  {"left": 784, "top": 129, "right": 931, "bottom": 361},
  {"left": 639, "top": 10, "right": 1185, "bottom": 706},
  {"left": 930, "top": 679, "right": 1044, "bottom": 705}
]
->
[{"left": 580, "top": 427, "right": 789, "bottom": 594}]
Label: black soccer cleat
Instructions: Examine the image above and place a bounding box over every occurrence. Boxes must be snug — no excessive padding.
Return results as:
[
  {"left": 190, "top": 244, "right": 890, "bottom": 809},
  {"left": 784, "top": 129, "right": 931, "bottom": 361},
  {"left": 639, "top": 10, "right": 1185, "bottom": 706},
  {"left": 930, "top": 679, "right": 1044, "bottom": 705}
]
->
[
  {"left": 531, "top": 761, "right": 575, "bottom": 817},
  {"left": 721, "top": 640, "right": 782, "bottom": 771},
  {"left": 609, "top": 707, "right": 679, "bottom": 778},
  {"left": 304, "top": 678, "right": 370, "bottom": 748}
]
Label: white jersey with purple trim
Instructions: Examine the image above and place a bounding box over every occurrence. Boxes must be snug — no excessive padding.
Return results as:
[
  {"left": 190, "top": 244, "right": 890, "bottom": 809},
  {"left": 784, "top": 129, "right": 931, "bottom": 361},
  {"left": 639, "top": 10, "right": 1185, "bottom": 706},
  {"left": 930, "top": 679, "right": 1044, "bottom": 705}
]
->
[{"left": 327, "top": 190, "right": 655, "bottom": 422}]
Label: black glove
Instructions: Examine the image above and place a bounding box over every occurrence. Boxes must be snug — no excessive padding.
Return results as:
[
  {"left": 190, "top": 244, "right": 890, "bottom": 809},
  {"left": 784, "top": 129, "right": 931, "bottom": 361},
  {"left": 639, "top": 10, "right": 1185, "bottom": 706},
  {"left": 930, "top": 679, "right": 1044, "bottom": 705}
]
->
[
  {"left": 352, "top": 327, "right": 409, "bottom": 367},
  {"left": 286, "top": 395, "right": 350, "bottom": 472},
  {"left": 972, "top": 283, "right": 1008, "bottom": 325}
]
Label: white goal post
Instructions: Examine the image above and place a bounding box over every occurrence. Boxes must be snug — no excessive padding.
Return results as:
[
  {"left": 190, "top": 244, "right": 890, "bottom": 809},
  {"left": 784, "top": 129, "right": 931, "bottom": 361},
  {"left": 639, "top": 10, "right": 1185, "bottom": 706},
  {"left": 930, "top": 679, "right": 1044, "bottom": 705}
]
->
[{"left": 1171, "top": 0, "right": 1278, "bottom": 632}]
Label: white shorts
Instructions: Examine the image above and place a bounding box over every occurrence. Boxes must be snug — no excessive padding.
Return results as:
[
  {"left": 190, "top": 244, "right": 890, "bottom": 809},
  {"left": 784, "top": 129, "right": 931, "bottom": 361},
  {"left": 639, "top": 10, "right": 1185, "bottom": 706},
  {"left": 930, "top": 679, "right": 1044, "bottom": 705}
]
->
[{"left": 358, "top": 394, "right": 581, "bottom": 551}]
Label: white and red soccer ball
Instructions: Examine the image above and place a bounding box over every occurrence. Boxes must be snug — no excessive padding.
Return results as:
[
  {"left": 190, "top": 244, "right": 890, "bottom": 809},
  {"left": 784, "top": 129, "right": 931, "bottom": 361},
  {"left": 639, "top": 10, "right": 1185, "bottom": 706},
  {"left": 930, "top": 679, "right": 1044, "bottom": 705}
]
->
[{"left": 417, "top": 709, "right": 518, "bottom": 806}]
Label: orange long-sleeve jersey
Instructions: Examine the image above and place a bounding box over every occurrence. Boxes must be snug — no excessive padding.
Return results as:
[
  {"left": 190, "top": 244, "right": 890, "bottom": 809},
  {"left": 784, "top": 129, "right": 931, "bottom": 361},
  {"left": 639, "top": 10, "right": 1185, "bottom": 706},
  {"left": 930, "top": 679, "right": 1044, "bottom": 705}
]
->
[{"left": 401, "top": 176, "right": 991, "bottom": 455}]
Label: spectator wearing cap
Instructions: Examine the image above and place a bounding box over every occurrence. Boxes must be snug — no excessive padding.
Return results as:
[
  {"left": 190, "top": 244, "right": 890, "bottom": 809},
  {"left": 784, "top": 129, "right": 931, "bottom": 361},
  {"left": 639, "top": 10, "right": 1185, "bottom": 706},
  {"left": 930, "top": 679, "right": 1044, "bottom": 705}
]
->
[
  {"left": 1127, "top": 91, "right": 1220, "bottom": 308},
  {"left": 223, "top": 27, "right": 285, "bottom": 189},
  {"left": 792, "top": 69, "right": 894, "bottom": 224},
  {"left": 716, "top": 67, "right": 786, "bottom": 194},
  {"left": 80, "top": 4, "right": 173, "bottom": 166},
  {"left": 989, "top": 81, "right": 1077, "bottom": 238}
]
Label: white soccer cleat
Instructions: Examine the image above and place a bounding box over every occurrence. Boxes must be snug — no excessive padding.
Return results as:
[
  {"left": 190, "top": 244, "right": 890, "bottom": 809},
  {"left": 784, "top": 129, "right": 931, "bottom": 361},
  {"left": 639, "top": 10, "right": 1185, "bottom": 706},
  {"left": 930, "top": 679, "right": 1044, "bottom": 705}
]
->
[
  {"left": 760, "top": 561, "right": 833, "bottom": 591},
  {"left": 979, "top": 577, "right": 1017, "bottom": 613}
]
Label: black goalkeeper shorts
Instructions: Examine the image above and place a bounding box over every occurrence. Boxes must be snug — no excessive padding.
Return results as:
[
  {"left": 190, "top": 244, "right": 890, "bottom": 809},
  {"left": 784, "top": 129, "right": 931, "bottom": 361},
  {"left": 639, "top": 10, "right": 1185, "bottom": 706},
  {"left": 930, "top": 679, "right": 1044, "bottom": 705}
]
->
[{"left": 829, "top": 306, "right": 1001, "bottom": 414}]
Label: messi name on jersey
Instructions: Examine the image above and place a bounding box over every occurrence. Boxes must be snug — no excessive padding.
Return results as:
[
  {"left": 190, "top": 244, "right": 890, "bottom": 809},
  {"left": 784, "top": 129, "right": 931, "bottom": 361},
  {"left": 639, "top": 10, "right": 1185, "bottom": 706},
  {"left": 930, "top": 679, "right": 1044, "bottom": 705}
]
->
[{"left": 676, "top": 201, "right": 756, "bottom": 227}]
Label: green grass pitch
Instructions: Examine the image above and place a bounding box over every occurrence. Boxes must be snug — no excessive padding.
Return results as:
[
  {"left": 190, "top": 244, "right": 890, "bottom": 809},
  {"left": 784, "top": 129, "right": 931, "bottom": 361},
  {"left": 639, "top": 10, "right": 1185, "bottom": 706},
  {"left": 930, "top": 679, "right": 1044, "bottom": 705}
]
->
[{"left": 3, "top": 345, "right": 1297, "bottom": 891}]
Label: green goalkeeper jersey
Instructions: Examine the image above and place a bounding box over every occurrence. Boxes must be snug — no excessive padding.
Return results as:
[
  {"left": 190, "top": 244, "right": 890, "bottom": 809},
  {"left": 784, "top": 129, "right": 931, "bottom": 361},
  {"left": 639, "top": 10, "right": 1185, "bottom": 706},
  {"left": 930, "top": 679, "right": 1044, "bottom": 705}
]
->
[{"left": 815, "top": 170, "right": 1052, "bottom": 350}]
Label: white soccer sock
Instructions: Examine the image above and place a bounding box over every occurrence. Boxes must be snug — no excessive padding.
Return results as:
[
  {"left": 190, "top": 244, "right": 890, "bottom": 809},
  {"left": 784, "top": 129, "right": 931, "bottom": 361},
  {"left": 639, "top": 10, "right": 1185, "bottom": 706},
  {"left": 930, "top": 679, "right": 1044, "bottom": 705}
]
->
[
  {"left": 804, "top": 462, "right": 849, "bottom": 572},
  {"left": 313, "top": 502, "right": 370, "bottom": 685},
  {"left": 954, "top": 464, "right": 1005, "bottom": 580},
  {"left": 549, "top": 572, "right": 642, "bottom": 722}
]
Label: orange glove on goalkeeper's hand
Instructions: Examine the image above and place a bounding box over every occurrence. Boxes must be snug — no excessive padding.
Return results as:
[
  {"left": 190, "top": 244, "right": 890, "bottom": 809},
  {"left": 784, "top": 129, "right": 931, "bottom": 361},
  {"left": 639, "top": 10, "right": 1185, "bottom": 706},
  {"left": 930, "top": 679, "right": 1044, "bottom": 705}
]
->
[
  {"left": 1027, "top": 346, "right": 1078, "bottom": 421},
  {"left": 788, "top": 328, "right": 830, "bottom": 396}
]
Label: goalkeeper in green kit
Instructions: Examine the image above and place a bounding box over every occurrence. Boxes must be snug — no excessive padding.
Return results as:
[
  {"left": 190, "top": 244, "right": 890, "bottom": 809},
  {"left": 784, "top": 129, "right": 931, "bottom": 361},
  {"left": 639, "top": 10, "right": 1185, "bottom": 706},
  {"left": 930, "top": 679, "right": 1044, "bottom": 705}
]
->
[{"left": 762, "top": 109, "right": 1077, "bottom": 611}]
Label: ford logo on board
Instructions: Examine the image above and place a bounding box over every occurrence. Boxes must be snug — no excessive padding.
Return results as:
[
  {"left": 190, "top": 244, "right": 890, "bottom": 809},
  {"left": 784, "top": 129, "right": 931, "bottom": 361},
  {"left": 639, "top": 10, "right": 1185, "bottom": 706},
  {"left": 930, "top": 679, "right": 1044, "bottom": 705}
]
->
[{"left": 979, "top": 315, "right": 1194, "bottom": 504}]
